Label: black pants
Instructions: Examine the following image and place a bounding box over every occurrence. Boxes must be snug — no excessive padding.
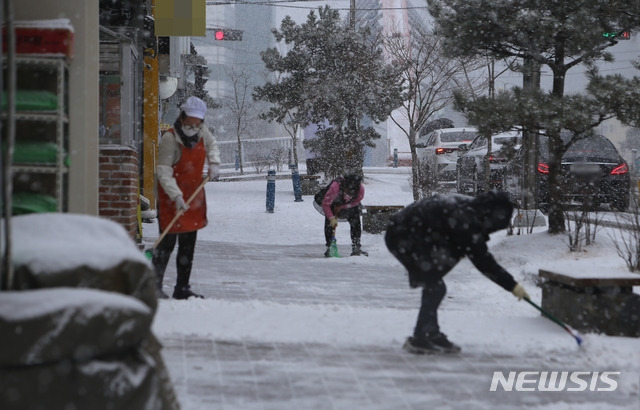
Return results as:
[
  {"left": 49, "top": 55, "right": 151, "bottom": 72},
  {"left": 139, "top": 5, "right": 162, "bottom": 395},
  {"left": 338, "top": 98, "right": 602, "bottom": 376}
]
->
[
  {"left": 152, "top": 230, "right": 198, "bottom": 290},
  {"left": 324, "top": 206, "right": 361, "bottom": 247},
  {"left": 385, "top": 226, "right": 446, "bottom": 338},
  {"left": 414, "top": 279, "right": 446, "bottom": 338}
]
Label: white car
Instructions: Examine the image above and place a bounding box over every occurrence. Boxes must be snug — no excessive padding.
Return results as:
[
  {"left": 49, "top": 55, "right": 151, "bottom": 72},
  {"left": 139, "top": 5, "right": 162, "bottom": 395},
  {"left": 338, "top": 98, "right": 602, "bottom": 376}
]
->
[
  {"left": 456, "top": 130, "right": 523, "bottom": 195},
  {"left": 416, "top": 127, "right": 478, "bottom": 184}
]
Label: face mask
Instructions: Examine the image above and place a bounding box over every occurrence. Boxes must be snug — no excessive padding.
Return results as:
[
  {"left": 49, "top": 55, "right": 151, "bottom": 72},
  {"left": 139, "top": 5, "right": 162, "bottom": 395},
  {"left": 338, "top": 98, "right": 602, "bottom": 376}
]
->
[{"left": 182, "top": 124, "right": 200, "bottom": 137}]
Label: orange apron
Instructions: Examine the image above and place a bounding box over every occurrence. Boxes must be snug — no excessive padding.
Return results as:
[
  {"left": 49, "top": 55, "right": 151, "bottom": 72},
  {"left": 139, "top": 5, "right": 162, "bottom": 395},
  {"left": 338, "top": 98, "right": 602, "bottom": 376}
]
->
[{"left": 157, "top": 131, "right": 208, "bottom": 233}]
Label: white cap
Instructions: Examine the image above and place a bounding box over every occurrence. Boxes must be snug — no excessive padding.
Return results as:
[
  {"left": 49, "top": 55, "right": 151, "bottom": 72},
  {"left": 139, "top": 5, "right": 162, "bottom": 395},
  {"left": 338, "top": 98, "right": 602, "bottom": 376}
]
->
[{"left": 180, "top": 96, "right": 207, "bottom": 119}]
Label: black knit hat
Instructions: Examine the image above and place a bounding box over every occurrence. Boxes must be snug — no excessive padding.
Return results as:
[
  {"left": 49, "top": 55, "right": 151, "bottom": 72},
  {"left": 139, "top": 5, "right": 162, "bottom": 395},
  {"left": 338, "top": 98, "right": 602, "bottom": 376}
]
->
[
  {"left": 470, "top": 190, "right": 514, "bottom": 232},
  {"left": 344, "top": 174, "right": 362, "bottom": 188},
  {"left": 343, "top": 174, "right": 362, "bottom": 191}
]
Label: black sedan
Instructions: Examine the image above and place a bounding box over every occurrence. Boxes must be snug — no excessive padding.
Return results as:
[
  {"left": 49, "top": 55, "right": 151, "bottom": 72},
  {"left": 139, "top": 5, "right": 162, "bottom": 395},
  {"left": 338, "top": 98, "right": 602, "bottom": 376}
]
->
[
  {"left": 456, "top": 130, "right": 522, "bottom": 195},
  {"left": 502, "top": 133, "right": 630, "bottom": 212}
]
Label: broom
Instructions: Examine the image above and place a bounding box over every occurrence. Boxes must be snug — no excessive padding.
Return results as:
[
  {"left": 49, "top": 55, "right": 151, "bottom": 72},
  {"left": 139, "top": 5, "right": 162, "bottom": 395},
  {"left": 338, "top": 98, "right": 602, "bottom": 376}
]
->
[
  {"left": 329, "top": 228, "right": 340, "bottom": 258},
  {"left": 524, "top": 297, "right": 583, "bottom": 346},
  {"left": 144, "top": 178, "right": 209, "bottom": 260}
]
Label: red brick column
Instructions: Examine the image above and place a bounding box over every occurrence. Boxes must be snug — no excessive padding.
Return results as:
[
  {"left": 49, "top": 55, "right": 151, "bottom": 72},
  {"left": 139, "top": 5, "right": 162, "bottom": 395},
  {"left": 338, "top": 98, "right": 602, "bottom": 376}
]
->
[{"left": 99, "top": 146, "right": 139, "bottom": 240}]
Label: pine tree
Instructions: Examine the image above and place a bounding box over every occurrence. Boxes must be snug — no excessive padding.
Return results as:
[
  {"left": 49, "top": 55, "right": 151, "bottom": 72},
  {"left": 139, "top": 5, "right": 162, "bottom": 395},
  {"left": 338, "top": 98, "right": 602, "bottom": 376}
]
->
[
  {"left": 428, "top": 0, "right": 640, "bottom": 233},
  {"left": 254, "top": 6, "right": 403, "bottom": 178}
]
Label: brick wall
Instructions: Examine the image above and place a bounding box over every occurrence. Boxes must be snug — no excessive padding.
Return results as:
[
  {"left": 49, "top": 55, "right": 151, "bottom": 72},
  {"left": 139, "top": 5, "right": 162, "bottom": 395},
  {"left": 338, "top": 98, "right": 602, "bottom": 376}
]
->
[{"left": 99, "top": 146, "right": 139, "bottom": 240}]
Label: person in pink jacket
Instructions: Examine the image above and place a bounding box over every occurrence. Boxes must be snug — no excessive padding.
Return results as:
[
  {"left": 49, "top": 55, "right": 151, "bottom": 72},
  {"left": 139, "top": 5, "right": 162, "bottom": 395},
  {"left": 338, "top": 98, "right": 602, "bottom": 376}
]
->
[{"left": 320, "top": 174, "right": 367, "bottom": 257}]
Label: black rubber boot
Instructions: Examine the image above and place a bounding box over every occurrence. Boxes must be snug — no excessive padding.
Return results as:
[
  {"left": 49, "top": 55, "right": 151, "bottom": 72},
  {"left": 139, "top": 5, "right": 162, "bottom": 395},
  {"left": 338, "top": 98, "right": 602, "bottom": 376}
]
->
[
  {"left": 153, "top": 257, "right": 169, "bottom": 299},
  {"left": 156, "top": 288, "right": 170, "bottom": 299},
  {"left": 350, "top": 239, "right": 368, "bottom": 256},
  {"left": 172, "top": 285, "right": 204, "bottom": 300}
]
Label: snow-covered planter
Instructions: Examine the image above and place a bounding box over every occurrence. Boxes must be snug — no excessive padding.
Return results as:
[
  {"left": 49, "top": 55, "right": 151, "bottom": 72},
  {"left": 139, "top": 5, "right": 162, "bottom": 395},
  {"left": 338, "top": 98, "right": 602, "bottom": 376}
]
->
[
  {"left": 0, "top": 214, "right": 179, "bottom": 409},
  {"left": 10, "top": 213, "right": 157, "bottom": 312},
  {"left": 539, "top": 268, "right": 640, "bottom": 337}
]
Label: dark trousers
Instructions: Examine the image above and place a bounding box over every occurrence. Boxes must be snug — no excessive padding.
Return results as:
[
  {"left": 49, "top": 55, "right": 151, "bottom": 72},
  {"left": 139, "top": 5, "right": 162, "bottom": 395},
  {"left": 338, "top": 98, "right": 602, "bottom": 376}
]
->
[
  {"left": 324, "top": 206, "right": 361, "bottom": 247},
  {"left": 152, "top": 230, "right": 198, "bottom": 290},
  {"left": 414, "top": 279, "right": 446, "bottom": 338},
  {"left": 385, "top": 225, "right": 447, "bottom": 338}
]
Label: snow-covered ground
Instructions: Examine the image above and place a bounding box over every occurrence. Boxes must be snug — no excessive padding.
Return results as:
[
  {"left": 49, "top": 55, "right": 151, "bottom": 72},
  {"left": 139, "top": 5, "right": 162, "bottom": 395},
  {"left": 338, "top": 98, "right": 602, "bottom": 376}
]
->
[{"left": 148, "top": 167, "right": 640, "bottom": 409}]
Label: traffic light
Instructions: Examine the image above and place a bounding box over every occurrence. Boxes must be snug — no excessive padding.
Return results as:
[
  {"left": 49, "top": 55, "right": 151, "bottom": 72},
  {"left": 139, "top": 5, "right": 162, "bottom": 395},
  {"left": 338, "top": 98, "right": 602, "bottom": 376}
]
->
[{"left": 209, "top": 28, "right": 243, "bottom": 41}]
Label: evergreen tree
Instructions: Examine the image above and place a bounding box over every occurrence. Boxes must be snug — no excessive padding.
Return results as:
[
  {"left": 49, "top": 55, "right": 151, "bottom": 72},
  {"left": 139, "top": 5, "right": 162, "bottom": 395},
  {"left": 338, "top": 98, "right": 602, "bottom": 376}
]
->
[
  {"left": 254, "top": 6, "right": 404, "bottom": 178},
  {"left": 428, "top": 0, "right": 640, "bottom": 233}
]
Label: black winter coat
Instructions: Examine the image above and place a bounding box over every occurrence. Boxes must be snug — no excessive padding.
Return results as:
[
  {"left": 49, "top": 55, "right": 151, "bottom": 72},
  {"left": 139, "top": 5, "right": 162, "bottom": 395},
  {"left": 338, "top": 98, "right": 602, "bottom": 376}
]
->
[{"left": 385, "top": 190, "right": 517, "bottom": 291}]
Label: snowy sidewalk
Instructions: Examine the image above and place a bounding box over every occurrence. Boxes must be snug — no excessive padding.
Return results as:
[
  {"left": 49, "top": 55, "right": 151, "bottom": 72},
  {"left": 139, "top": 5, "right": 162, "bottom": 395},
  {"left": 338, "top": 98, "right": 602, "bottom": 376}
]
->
[
  {"left": 152, "top": 239, "right": 638, "bottom": 410},
  {"left": 147, "top": 175, "right": 639, "bottom": 410}
]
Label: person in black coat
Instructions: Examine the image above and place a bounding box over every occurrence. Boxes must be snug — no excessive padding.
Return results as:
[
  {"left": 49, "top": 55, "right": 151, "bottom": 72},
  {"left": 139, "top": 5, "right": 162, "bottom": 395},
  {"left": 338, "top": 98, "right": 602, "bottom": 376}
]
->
[{"left": 384, "top": 190, "right": 530, "bottom": 354}]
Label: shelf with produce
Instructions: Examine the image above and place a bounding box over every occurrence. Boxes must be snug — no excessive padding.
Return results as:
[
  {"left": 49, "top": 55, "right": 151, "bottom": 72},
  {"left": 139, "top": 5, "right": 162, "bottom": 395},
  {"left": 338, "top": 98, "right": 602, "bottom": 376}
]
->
[{"left": 4, "top": 55, "right": 69, "bottom": 214}]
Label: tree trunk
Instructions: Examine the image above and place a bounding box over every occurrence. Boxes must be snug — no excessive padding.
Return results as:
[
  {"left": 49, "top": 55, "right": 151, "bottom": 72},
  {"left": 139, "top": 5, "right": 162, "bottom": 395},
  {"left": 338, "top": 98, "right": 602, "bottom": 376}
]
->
[
  {"left": 236, "top": 115, "right": 243, "bottom": 174},
  {"left": 547, "top": 56, "right": 568, "bottom": 234},
  {"left": 409, "top": 127, "right": 421, "bottom": 201},
  {"left": 236, "top": 137, "right": 243, "bottom": 174},
  {"left": 521, "top": 58, "right": 541, "bottom": 210},
  {"left": 546, "top": 133, "right": 565, "bottom": 233},
  {"left": 483, "top": 132, "right": 492, "bottom": 191},
  {"left": 289, "top": 125, "right": 299, "bottom": 166}
]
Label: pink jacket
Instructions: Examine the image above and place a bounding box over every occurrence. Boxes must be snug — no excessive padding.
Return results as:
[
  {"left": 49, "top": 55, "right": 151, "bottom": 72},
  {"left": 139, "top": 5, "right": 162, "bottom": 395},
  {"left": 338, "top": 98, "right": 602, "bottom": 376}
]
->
[{"left": 321, "top": 180, "right": 365, "bottom": 219}]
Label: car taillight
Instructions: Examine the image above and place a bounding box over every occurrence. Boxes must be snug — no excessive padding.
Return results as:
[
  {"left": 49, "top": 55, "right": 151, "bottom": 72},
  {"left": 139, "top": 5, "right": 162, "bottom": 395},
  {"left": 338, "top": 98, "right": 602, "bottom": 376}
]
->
[
  {"left": 537, "top": 163, "right": 549, "bottom": 174},
  {"left": 436, "top": 148, "right": 455, "bottom": 155},
  {"left": 611, "top": 163, "right": 628, "bottom": 175}
]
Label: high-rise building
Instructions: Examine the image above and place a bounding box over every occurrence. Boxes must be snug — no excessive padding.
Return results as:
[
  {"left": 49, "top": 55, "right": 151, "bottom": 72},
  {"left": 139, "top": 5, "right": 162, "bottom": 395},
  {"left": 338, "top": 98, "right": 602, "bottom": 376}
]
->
[
  {"left": 195, "top": 2, "right": 275, "bottom": 99},
  {"left": 191, "top": 1, "right": 293, "bottom": 167}
]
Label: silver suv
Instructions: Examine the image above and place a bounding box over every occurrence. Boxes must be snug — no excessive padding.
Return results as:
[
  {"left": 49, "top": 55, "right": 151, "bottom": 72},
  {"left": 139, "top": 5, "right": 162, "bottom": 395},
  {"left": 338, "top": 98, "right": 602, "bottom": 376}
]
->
[{"left": 416, "top": 127, "right": 478, "bottom": 184}]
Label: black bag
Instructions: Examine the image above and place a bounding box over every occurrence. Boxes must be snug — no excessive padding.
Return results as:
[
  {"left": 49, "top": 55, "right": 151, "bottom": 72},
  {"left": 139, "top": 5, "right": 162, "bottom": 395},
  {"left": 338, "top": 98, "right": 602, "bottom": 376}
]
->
[
  {"left": 313, "top": 183, "right": 331, "bottom": 215},
  {"left": 314, "top": 184, "right": 330, "bottom": 207}
]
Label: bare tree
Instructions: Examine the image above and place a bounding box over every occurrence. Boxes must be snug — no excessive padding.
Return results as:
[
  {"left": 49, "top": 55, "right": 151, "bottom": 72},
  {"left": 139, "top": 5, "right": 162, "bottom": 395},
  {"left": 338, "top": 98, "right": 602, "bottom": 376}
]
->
[
  {"left": 253, "top": 69, "right": 304, "bottom": 167},
  {"left": 224, "top": 67, "right": 259, "bottom": 174},
  {"left": 384, "top": 24, "right": 486, "bottom": 200},
  {"left": 612, "top": 193, "right": 640, "bottom": 273}
]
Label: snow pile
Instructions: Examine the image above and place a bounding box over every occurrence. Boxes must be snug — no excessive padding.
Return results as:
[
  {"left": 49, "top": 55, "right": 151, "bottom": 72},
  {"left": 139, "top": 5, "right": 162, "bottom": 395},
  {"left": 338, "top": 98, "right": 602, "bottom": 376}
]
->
[{"left": 11, "top": 213, "right": 149, "bottom": 274}]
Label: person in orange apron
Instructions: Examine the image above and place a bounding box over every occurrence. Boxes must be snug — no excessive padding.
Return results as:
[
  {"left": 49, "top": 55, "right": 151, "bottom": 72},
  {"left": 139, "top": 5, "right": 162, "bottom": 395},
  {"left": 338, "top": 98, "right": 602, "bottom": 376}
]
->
[{"left": 153, "top": 96, "right": 220, "bottom": 299}]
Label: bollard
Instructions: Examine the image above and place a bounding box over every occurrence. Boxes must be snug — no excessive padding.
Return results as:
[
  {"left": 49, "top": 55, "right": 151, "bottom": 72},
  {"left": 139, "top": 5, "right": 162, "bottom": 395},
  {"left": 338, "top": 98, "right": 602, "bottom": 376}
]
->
[
  {"left": 266, "top": 170, "right": 276, "bottom": 213},
  {"left": 291, "top": 164, "right": 303, "bottom": 202},
  {"left": 393, "top": 148, "right": 398, "bottom": 168}
]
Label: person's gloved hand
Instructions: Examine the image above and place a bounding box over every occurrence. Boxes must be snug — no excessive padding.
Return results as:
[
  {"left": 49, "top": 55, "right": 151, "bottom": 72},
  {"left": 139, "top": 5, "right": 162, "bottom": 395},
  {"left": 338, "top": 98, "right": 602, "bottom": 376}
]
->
[
  {"left": 174, "top": 196, "right": 189, "bottom": 212},
  {"left": 329, "top": 217, "right": 338, "bottom": 230},
  {"left": 208, "top": 163, "right": 220, "bottom": 181},
  {"left": 512, "top": 283, "right": 530, "bottom": 301}
]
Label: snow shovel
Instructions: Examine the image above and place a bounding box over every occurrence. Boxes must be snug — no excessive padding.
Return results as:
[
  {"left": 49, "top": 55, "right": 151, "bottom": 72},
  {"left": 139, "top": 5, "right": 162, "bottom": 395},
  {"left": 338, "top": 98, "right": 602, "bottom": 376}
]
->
[
  {"left": 329, "top": 228, "right": 340, "bottom": 258},
  {"left": 144, "top": 177, "right": 209, "bottom": 260},
  {"left": 524, "top": 297, "right": 583, "bottom": 346}
]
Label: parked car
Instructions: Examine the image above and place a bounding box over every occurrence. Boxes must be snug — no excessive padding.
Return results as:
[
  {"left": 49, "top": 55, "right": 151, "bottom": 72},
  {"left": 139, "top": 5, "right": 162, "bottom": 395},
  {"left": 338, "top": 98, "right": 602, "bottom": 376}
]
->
[
  {"left": 456, "top": 130, "right": 523, "bottom": 195},
  {"left": 416, "top": 127, "right": 478, "bottom": 184},
  {"left": 503, "top": 133, "right": 630, "bottom": 212}
]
